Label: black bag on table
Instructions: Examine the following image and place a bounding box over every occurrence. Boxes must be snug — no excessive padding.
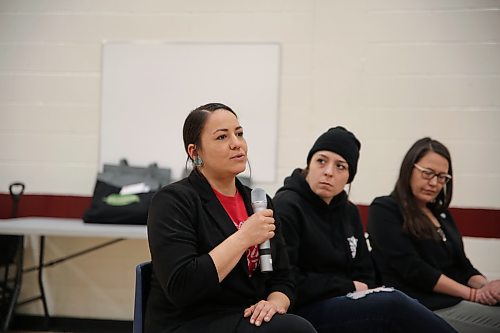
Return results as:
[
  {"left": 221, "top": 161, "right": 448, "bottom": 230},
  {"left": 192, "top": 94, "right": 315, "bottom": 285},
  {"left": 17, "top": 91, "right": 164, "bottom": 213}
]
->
[{"left": 83, "top": 159, "right": 171, "bottom": 225}]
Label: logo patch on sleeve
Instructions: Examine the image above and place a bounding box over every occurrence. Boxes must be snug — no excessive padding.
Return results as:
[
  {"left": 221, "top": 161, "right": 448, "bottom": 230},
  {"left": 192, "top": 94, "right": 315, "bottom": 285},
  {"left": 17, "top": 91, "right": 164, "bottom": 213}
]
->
[{"left": 347, "top": 236, "right": 358, "bottom": 258}]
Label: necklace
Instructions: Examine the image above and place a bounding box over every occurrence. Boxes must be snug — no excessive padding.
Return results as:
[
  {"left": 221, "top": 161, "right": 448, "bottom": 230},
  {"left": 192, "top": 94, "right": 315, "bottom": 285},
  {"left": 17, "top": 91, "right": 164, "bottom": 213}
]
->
[
  {"left": 422, "top": 207, "right": 446, "bottom": 242},
  {"left": 436, "top": 227, "right": 447, "bottom": 242}
]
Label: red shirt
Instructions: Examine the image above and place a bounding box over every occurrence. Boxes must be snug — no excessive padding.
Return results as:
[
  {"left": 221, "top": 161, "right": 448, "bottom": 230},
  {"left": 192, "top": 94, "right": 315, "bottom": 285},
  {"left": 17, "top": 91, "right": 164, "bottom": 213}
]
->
[{"left": 213, "top": 188, "right": 259, "bottom": 276}]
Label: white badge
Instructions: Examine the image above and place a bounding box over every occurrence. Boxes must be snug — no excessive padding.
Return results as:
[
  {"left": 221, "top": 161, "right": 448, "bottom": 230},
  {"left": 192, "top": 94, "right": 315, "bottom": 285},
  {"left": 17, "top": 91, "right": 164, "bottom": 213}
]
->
[{"left": 347, "top": 236, "right": 358, "bottom": 258}]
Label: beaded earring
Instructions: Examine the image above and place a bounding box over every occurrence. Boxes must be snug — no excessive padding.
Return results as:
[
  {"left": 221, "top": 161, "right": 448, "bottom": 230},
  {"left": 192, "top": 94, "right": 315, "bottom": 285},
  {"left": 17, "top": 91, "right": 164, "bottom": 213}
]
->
[{"left": 193, "top": 156, "right": 204, "bottom": 167}]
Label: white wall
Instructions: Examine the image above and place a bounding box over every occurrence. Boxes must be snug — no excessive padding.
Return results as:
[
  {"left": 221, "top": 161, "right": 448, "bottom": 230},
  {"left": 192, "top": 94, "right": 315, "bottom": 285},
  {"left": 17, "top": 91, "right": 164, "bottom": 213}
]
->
[{"left": 0, "top": 0, "right": 499, "bottom": 320}]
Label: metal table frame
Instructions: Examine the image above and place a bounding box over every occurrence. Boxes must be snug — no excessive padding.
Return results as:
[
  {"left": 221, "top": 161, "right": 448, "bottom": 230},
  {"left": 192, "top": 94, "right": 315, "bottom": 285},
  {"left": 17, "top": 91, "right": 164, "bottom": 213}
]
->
[{"left": 0, "top": 217, "right": 147, "bottom": 331}]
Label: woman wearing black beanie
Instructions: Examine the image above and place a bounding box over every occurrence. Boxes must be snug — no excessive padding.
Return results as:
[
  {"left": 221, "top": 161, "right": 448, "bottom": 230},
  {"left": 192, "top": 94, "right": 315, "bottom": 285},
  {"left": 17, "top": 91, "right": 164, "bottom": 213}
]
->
[{"left": 273, "top": 127, "right": 457, "bottom": 333}]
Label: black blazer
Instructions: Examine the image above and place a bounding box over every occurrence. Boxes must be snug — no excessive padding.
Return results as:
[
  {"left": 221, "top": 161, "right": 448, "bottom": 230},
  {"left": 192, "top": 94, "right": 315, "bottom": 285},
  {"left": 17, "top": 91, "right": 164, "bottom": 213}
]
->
[
  {"left": 145, "top": 171, "right": 294, "bottom": 333},
  {"left": 367, "top": 195, "right": 481, "bottom": 310}
]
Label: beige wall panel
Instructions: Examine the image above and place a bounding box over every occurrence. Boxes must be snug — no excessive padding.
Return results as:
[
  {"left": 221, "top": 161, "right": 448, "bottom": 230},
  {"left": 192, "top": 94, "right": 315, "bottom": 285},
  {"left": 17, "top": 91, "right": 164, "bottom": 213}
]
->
[
  {"left": 0, "top": 0, "right": 313, "bottom": 13},
  {"left": 0, "top": 14, "right": 192, "bottom": 43},
  {"left": 366, "top": 10, "right": 500, "bottom": 43},
  {"left": 0, "top": 12, "right": 314, "bottom": 43},
  {"left": 365, "top": 44, "right": 500, "bottom": 76},
  {"left": 174, "top": 0, "right": 313, "bottom": 13},
  {"left": 0, "top": 133, "right": 97, "bottom": 163},
  {"left": 279, "top": 76, "right": 313, "bottom": 110},
  {"left": 277, "top": 106, "right": 315, "bottom": 140},
  {"left": 0, "top": 163, "right": 97, "bottom": 195},
  {"left": 359, "top": 109, "right": 500, "bottom": 142},
  {"left": 447, "top": 141, "right": 500, "bottom": 175},
  {"left": 464, "top": 237, "right": 500, "bottom": 280},
  {"left": 363, "top": 0, "right": 500, "bottom": 11},
  {"left": 281, "top": 43, "right": 313, "bottom": 76},
  {"left": 353, "top": 139, "right": 406, "bottom": 204},
  {"left": 0, "top": 104, "right": 98, "bottom": 133},
  {"left": 0, "top": 43, "right": 100, "bottom": 72},
  {"left": 276, "top": 136, "right": 310, "bottom": 169},
  {"left": 183, "top": 13, "right": 313, "bottom": 42},
  {"left": 0, "top": 74, "right": 99, "bottom": 103},
  {"left": 361, "top": 76, "right": 500, "bottom": 107},
  {"left": 452, "top": 175, "right": 500, "bottom": 208},
  {"left": 350, "top": 170, "right": 398, "bottom": 206},
  {"left": 313, "top": 1, "right": 364, "bottom": 43}
]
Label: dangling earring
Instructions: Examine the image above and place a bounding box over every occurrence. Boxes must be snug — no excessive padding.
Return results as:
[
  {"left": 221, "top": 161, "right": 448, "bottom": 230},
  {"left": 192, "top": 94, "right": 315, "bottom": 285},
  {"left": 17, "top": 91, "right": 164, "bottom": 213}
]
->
[{"left": 193, "top": 156, "right": 204, "bottom": 167}]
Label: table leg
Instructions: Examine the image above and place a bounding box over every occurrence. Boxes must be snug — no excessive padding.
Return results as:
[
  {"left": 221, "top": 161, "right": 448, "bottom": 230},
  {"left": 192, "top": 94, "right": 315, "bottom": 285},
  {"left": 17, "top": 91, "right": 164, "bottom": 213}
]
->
[{"left": 38, "top": 236, "right": 50, "bottom": 329}]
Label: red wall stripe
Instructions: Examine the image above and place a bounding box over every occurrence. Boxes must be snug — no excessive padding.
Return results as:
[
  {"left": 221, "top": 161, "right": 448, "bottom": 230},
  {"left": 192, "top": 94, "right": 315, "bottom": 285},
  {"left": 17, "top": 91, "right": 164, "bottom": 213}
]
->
[
  {"left": 1, "top": 193, "right": 499, "bottom": 238},
  {"left": 357, "top": 205, "right": 500, "bottom": 239},
  {"left": 0, "top": 193, "right": 91, "bottom": 219}
]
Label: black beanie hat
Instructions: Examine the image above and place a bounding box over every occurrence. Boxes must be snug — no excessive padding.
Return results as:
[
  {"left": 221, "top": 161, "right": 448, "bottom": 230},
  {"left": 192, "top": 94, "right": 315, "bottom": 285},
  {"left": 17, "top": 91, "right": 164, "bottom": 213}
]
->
[{"left": 306, "top": 126, "right": 361, "bottom": 183}]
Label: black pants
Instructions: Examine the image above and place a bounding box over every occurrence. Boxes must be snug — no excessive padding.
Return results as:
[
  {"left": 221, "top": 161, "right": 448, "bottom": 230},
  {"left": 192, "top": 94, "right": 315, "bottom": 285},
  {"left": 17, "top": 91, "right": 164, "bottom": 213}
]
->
[{"left": 236, "top": 313, "right": 317, "bottom": 333}]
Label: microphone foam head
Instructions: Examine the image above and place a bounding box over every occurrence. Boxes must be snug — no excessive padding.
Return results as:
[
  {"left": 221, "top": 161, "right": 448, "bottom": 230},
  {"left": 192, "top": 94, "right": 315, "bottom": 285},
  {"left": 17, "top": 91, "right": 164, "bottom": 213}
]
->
[{"left": 251, "top": 187, "right": 267, "bottom": 204}]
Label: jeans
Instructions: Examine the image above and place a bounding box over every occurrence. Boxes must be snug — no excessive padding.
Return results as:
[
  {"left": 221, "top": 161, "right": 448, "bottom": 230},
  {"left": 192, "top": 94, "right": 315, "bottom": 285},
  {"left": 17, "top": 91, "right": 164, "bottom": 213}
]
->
[{"left": 294, "top": 289, "right": 457, "bottom": 333}]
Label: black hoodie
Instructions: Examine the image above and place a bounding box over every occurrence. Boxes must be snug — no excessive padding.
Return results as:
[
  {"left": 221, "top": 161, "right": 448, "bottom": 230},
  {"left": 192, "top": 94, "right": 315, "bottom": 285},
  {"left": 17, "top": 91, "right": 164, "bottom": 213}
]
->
[{"left": 273, "top": 168, "right": 376, "bottom": 307}]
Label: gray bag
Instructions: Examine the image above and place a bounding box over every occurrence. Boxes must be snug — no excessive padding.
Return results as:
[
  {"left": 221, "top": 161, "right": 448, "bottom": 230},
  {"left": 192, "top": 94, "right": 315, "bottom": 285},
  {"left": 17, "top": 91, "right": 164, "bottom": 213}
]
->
[{"left": 99, "top": 159, "right": 171, "bottom": 190}]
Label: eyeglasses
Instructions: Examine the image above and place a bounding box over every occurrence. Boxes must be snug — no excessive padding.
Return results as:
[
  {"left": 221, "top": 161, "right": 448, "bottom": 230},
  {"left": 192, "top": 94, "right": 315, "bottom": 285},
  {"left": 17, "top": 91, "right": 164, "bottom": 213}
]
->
[{"left": 414, "top": 164, "right": 452, "bottom": 184}]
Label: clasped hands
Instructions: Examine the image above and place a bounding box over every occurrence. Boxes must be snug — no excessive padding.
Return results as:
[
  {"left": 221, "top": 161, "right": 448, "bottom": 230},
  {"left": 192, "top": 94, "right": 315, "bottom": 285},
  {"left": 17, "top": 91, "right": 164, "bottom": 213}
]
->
[{"left": 472, "top": 280, "right": 500, "bottom": 305}]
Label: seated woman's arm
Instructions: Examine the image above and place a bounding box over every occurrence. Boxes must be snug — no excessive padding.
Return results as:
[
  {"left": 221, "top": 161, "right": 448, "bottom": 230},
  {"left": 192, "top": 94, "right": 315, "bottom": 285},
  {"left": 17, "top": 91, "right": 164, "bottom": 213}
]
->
[
  {"left": 436, "top": 274, "right": 500, "bottom": 305},
  {"left": 433, "top": 274, "right": 472, "bottom": 300},
  {"left": 209, "top": 207, "right": 275, "bottom": 282}
]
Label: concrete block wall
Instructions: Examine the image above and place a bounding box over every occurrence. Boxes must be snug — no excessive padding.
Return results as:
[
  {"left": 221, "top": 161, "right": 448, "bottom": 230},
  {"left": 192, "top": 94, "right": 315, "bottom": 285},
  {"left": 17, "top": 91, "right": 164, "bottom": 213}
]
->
[{"left": 0, "top": 0, "right": 499, "bottom": 320}]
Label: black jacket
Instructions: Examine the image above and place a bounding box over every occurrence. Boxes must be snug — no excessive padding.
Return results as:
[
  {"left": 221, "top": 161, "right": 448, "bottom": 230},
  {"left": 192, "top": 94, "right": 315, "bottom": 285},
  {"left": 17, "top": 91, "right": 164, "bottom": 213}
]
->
[
  {"left": 367, "top": 195, "right": 481, "bottom": 310},
  {"left": 145, "top": 171, "right": 294, "bottom": 333},
  {"left": 273, "top": 168, "right": 375, "bottom": 307}
]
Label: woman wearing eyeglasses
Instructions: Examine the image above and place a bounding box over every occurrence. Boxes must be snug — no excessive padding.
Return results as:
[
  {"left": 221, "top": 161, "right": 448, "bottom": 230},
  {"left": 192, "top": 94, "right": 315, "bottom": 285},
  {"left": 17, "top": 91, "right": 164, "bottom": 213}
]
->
[{"left": 367, "top": 137, "right": 500, "bottom": 333}]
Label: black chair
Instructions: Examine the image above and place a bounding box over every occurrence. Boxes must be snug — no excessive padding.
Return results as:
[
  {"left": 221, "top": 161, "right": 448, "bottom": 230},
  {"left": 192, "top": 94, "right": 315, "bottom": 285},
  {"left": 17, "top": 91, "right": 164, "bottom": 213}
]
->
[{"left": 133, "top": 261, "right": 152, "bottom": 333}]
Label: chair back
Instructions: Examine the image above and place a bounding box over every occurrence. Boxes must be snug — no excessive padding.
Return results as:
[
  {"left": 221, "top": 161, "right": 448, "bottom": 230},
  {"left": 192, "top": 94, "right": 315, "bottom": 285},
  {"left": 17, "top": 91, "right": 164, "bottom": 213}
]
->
[{"left": 133, "top": 261, "right": 152, "bottom": 333}]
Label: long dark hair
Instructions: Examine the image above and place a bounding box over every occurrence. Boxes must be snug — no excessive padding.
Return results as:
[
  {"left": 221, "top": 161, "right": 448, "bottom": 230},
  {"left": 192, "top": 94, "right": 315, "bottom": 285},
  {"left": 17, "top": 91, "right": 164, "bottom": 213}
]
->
[
  {"left": 182, "top": 103, "right": 236, "bottom": 167},
  {"left": 392, "top": 137, "right": 453, "bottom": 240}
]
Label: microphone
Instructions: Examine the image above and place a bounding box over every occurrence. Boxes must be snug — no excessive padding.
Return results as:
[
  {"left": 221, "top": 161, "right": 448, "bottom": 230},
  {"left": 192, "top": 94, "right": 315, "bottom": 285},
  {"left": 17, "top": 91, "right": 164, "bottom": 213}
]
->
[{"left": 251, "top": 188, "right": 273, "bottom": 272}]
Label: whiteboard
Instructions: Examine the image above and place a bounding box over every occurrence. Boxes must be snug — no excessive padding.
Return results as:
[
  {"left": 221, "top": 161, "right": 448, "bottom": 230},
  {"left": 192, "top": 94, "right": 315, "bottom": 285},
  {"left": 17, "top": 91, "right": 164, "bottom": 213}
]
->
[{"left": 100, "top": 42, "right": 280, "bottom": 183}]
